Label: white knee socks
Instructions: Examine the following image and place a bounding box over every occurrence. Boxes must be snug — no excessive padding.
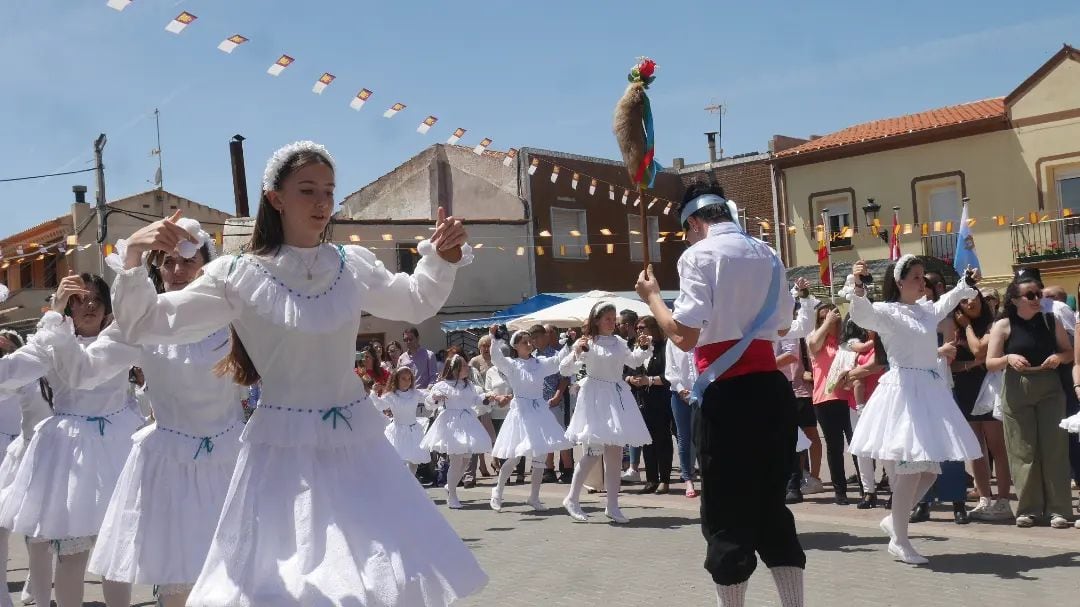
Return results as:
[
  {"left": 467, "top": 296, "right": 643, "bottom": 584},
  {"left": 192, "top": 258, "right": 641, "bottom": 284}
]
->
[
  {"left": 102, "top": 579, "right": 132, "bottom": 607},
  {"left": 888, "top": 471, "right": 937, "bottom": 563},
  {"left": 54, "top": 549, "right": 90, "bottom": 607},
  {"left": 529, "top": 457, "right": 546, "bottom": 509},
  {"left": 715, "top": 581, "right": 748, "bottom": 607},
  {"left": 603, "top": 445, "right": 627, "bottom": 522},
  {"left": 26, "top": 541, "right": 52, "bottom": 607},
  {"left": 445, "top": 454, "right": 467, "bottom": 508},
  {"left": 770, "top": 567, "right": 804, "bottom": 607},
  {"left": 567, "top": 452, "right": 600, "bottom": 504}
]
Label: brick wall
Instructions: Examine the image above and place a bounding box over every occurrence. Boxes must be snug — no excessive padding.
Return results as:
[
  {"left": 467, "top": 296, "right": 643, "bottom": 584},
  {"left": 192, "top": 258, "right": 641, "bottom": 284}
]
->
[{"left": 680, "top": 159, "right": 775, "bottom": 246}]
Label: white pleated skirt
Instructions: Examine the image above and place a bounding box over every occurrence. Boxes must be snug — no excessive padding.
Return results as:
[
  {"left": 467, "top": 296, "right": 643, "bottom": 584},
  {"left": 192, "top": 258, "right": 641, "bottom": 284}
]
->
[
  {"left": 491, "top": 397, "right": 573, "bottom": 459},
  {"left": 419, "top": 408, "right": 493, "bottom": 455},
  {"left": 849, "top": 368, "right": 982, "bottom": 465},
  {"left": 89, "top": 419, "right": 243, "bottom": 585},
  {"left": 564, "top": 376, "right": 651, "bottom": 448},
  {"left": 186, "top": 402, "right": 487, "bottom": 606}
]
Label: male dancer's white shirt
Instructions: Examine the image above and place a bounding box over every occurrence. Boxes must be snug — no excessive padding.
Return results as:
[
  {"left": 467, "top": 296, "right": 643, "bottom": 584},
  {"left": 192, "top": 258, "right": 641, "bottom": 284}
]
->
[{"left": 672, "top": 222, "right": 793, "bottom": 348}]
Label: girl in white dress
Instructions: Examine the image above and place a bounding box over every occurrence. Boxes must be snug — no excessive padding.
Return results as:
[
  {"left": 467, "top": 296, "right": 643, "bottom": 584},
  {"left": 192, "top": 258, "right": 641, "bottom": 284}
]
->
[
  {"left": 108, "top": 141, "right": 486, "bottom": 605},
  {"left": 560, "top": 302, "right": 653, "bottom": 524},
  {"left": 375, "top": 366, "right": 431, "bottom": 470},
  {"left": 0, "top": 331, "right": 52, "bottom": 607},
  {"left": 847, "top": 256, "right": 983, "bottom": 565},
  {"left": 421, "top": 355, "right": 494, "bottom": 509},
  {"left": 487, "top": 326, "right": 573, "bottom": 512},
  {"left": 0, "top": 275, "right": 143, "bottom": 607},
  {"left": 87, "top": 220, "right": 245, "bottom": 607}
]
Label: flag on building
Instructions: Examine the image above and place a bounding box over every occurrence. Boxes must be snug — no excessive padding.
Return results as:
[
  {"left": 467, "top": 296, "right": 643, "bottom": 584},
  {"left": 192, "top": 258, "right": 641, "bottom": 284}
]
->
[
  {"left": 350, "top": 89, "right": 373, "bottom": 110},
  {"left": 503, "top": 148, "right": 517, "bottom": 166},
  {"left": 165, "top": 12, "right": 196, "bottom": 34},
  {"left": 107, "top": 0, "right": 132, "bottom": 12},
  {"left": 312, "top": 73, "right": 335, "bottom": 94},
  {"left": 383, "top": 102, "right": 406, "bottom": 118},
  {"left": 417, "top": 116, "right": 438, "bottom": 134},
  {"left": 267, "top": 55, "right": 294, "bottom": 76},
  {"left": 571, "top": 173, "right": 580, "bottom": 190},
  {"left": 472, "top": 138, "right": 492, "bottom": 155},
  {"left": 817, "top": 229, "right": 831, "bottom": 286},
  {"left": 447, "top": 128, "right": 466, "bottom": 145},
  {"left": 527, "top": 157, "right": 538, "bottom": 174},
  {"left": 590, "top": 179, "right": 597, "bottom": 196},
  {"left": 217, "top": 35, "right": 249, "bottom": 53},
  {"left": 953, "top": 199, "right": 981, "bottom": 273},
  {"left": 550, "top": 166, "right": 560, "bottom": 183},
  {"left": 889, "top": 208, "right": 901, "bottom": 261}
]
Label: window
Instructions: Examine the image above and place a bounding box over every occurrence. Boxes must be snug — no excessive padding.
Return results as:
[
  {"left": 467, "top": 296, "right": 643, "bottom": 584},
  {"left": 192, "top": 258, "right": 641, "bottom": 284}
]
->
[
  {"left": 43, "top": 255, "right": 58, "bottom": 289},
  {"left": 395, "top": 243, "right": 420, "bottom": 274},
  {"left": 817, "top": 197, "right": 852, "bottom": 248},
  {"left": 551, "top": 207, "right": 588, "bottom": 259},
  {"left": 19, "top": 260, "right": 32, "bottom": 289},
  {"left": 1057, "top": 167, "right": 1080, "bottom": 214},
  {"left": 628, "top": 214, "right": 661, "bottom": 262},
  {"left": 927, "top": 185, "right": 961, "bottom": 226}
]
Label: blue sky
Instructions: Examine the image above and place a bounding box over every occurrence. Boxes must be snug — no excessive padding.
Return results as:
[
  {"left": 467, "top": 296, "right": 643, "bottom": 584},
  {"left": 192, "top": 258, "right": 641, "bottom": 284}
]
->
[{"left": 1, "top": 1, "right": 1078, "bottom": 231}]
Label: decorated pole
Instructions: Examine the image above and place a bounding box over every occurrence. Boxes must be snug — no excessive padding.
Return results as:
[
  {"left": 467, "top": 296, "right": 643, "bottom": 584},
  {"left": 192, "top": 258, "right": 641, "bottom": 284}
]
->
[{"left": 614, "top": 57, "right": 659, "bottom": 268}]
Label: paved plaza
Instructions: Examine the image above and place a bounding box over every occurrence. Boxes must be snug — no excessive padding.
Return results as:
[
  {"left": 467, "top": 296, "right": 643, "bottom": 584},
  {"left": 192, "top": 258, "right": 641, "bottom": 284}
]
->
[{"left": 6, "top": 476, "right": 1079, "bottom": 606}]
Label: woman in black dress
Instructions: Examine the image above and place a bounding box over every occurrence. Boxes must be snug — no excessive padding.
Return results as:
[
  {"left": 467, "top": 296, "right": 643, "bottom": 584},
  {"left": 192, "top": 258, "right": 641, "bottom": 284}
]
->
[{"left": 629, "top": 316, "right": 673, "bottom": 494}]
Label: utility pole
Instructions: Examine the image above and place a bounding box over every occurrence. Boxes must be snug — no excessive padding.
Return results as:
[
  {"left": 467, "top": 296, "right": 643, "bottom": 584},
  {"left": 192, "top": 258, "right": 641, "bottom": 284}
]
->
[
  {"left": 705, "top": 102, "right": 726, "bottom": 160},
  {"left": 151, "top": 108, "right": 164, "bottom": 191},
  {"left": 93, "top": 133, "right": 108, "bottom": 275}
]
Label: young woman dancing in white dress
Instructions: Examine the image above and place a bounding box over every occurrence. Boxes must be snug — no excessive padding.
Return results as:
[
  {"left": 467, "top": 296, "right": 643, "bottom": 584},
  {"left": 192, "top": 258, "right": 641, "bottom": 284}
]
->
[
  {"left": 107, "top": 141, "right": 486, "bottom": 605},
  {"left": 561, "top": 302, "right": 653, "bottom": 524},
  {"left": 0, "top": 274, "right": 143, "bottom": 607},
  {"left": 847, "top": 256, "right": 983, "bottom": 564},
  {"left": 375, "top": 365, "right": 432, "bottom": 472},
  {"left": 86, "top": 220, "right": 245, "bottom": 607},
  {"left": 421, "top": 355, "right": 494, "bottom": 509},
  {"left": 487, "top": 326, "right": 573, "bottom": 512}
]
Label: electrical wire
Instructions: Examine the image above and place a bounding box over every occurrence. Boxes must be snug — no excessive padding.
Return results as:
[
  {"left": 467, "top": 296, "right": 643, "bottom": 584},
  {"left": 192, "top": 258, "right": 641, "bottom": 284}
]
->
[{"left": 0, "top": 167, "right": 95, "bottom": 184}]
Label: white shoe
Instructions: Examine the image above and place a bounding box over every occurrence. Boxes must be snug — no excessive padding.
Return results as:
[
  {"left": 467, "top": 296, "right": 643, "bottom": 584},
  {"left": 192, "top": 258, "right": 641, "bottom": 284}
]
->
[
  {"left": 447, "top": 488, "right": 463, "bottom": 510},
  {"left": 489, "top": 488, "right": 503, "bottom": 512},
  {"left": 801, "top": 476, "right": 826, "bottom": 495},
  {"left": 563, "top": 497, "right": 588, "bottom": 522},
  {"left": 620, "top": 469, "right": 641, "bottom": 484},
  {"left": 989, "top": 498, "right": 1014, "bottom": 521},
  {"left": 879, "top": 515, "right": 895, "bottom": 540},
  {"left": 528, "top": 498, "right": 547, "bottom": 512},
  {"left": 604, "top": 505, "right": 629, "bottom": 524},
  {"left": 888, "top": 540, "right": 928, "bottom": 565},
  {"left": 968, "top": 497, "right": 993, "bottom": 521}
]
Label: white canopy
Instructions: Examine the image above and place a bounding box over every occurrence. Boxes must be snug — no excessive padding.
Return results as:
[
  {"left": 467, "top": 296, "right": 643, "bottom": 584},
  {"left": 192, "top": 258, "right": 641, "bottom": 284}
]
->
[{"left": 507, "top": 290, "right": 654, "bottom": 331}]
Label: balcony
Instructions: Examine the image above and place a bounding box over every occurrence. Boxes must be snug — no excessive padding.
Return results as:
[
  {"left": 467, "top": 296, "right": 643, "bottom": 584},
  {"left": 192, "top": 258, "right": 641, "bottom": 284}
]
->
[
  {"left": 1012, "top": 216, "right": 1080, "bottom": 264},
  {"left": 921, "top": 233, "right": 958, "bottom": 264}
]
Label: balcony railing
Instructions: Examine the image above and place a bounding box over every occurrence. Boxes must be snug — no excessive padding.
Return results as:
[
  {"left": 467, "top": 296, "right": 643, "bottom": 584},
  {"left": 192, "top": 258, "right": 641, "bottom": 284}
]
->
[
  {"left": 921, "top": 233, "right": 958, "bottom": 264},
  {"left": 1012, "top": 216, "right": 1080, "bottom": 263}
]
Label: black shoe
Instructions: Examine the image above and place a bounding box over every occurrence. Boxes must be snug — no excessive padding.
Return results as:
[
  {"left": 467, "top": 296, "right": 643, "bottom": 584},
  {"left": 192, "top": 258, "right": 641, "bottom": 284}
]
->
[
  {"left": 846, "top": 474, "right": 859, "bottom": 485},
  {"left": 876, "top": 476, "right": 891, "bottom": 493},
  {"left": 462, "top": 479, "right": 476, "bottom": 489},
  {"left": 953, "top": 502, "right": 970, "bottom": 525},
  {"left": 857, "top": 493, "right": 878, "bottom": 509},
  {"left": 515, "top": 475, "right": 525, "bottom": 485},
  {"left": 785, "top": 489, "right": 804, "bottom": 504},
  {"left": 834, "top": 493, "right": 850, "bottom": 506},
  {"left": 910, "top": 502, "right": 931, "bottom": 523},
  {"left": 885, "top": 496, "right": 893, "bottom": 510},
  {"left": 639, "top": 482, "right": 658, "bottom": 494},
  {"left": 542, "top": 470, "right": 558, "bottom": 484},
  {"left": 558, "top": 472, "right": 573, "bottom": 484}
]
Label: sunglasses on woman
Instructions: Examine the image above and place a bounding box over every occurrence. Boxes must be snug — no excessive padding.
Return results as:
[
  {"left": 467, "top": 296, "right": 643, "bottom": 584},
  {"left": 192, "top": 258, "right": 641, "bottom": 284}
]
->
[{"left": 1019, "top": 291, "right": 1041, "bottom": 301}]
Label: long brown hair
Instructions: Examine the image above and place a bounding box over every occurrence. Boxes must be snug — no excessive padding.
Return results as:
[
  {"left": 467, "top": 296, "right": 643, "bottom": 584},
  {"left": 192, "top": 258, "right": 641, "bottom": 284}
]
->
[
  {"left": 213, "top": 148, "right": 335, "bottom": 386},
  {"left": 584, "top": 302, "right": 616, "bottom": 338}
]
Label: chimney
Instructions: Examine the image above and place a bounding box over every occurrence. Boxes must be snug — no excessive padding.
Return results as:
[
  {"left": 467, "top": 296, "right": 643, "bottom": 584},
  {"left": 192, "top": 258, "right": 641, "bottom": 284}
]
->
[
  {"left": 672, "top": 157, "right": 685, "bottom": 171},
  {"left": 72, "top": 185, "right": 88, "bottom": 204},
  {"left": 705, "top": 132, "right": 718, "bottom": 164},
  {"left": 229, "top": 135, "right": 250, "bottom": 217}
]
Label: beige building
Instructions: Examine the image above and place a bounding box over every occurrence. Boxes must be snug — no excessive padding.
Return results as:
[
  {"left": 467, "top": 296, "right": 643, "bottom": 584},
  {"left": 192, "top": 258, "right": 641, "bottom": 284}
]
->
[
  {"left": 222, "top": 144, "right": 532, "bottom": 354},
  {"left": 0, "top": 187, "right": 232, "bottom": 331},
  {"left": 774, "top": 45, "right": 1080, "bottom": 288}
]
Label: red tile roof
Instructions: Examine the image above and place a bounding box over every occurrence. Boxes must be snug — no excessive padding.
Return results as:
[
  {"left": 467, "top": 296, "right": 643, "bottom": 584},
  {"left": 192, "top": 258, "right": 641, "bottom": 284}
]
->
[{"left": 775, "top": 98, "right": 1006, "bottom": 158}]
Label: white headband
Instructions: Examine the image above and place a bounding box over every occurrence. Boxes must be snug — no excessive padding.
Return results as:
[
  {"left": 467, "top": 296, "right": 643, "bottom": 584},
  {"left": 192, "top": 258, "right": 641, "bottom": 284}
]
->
[
  {"left": 892, "top": 254, "right": 918, "bottom": 283},
  {"left": 261, "top": 141, "right": 336, "bottom": 192},
  {"left": 509, "top": 330, "right": 531, "bottom": 346},
  {"left": 679, "top": 193, "right": 740, "bottom": 230}
]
